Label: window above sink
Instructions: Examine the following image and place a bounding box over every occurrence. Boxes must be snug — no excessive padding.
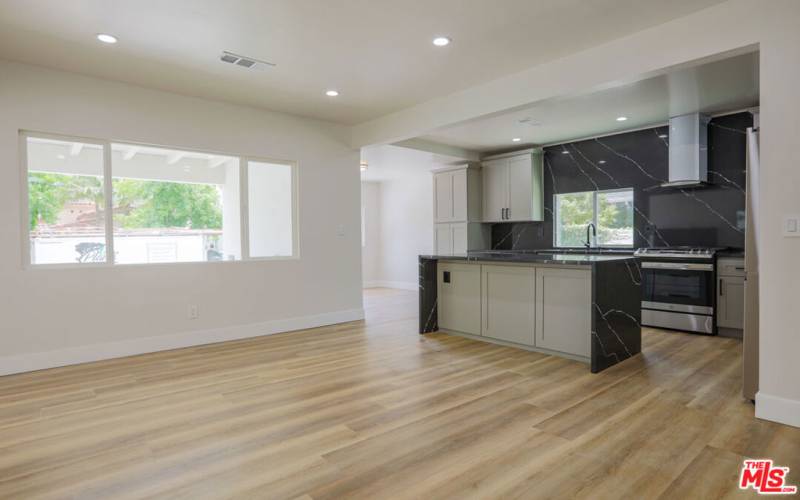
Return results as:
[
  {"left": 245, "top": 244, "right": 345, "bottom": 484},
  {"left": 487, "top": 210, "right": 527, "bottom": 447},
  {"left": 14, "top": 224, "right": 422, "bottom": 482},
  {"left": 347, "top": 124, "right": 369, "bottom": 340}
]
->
[{"left": 554, "top": 188, "right": 634, "bottom": 248}]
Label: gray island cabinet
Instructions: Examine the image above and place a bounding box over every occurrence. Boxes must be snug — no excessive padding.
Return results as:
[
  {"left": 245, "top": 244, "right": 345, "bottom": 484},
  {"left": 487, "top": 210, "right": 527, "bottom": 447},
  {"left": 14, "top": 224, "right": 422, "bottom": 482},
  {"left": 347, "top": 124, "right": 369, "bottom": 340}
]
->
[{"left": 419, "top": 252, "right": 642, "bottom": 373}]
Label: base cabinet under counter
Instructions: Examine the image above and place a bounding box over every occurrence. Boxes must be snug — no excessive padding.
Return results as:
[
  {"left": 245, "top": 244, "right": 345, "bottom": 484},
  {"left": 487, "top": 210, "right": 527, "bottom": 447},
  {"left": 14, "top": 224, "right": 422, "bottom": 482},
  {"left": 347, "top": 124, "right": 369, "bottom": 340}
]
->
[
  {"left": 535, "top": 267, "right": 591, "bottom": 358},
  {"left": 436, "top": 261, "right": 591, "bottom": 360},
  {"left": 716, "top": 258, "right": 745, "bottom": 331},
  {"left": 421, "top": 255, "right": 642, "bottom": 372},
  {"left": 481, "top": 265, "right": 536, "bottom": 345},
  {"left": 437, "top": 261, "right": 481, "bottom": 335}
]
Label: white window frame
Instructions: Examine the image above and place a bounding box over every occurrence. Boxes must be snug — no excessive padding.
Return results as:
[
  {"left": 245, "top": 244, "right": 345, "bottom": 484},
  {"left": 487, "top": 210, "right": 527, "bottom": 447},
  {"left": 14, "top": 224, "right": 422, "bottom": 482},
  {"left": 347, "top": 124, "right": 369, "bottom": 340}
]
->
[
  {"left": 20, "top": 130, "right": 299, "bottom": 268},
  {"left": 554, "top": 187, "right": 634, "bottom": 249},
  {"left": 240, "top": 155, "right": 300, "bottom": 262}
]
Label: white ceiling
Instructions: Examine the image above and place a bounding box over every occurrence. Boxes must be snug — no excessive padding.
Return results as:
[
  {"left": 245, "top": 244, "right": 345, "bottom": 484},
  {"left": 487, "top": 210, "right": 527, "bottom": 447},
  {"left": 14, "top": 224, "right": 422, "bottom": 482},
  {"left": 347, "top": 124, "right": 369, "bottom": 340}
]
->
[
  {"left": 418, "top": 51, "right": 759, "bottom": 153},
  {"left": 0, "top": 0, "right": 727, "bottom": 125},
  {"left": 361, "top": 144, "right": 464, "bottom": 183}
]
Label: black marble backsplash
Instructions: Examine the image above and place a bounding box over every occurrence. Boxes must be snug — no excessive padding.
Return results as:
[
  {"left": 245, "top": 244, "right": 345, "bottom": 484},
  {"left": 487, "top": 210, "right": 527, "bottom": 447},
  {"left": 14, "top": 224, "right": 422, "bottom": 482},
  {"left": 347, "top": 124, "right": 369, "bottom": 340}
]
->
[{"left": 491, "top": 112, "right": 752, "bottom": 250}]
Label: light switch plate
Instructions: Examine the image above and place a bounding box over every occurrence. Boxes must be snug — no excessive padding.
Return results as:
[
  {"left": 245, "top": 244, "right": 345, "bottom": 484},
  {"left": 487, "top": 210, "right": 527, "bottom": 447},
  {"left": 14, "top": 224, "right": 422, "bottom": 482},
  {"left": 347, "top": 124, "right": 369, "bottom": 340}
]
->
[{"left": 784, "top": 215, "right": 800, "bottom": 237}]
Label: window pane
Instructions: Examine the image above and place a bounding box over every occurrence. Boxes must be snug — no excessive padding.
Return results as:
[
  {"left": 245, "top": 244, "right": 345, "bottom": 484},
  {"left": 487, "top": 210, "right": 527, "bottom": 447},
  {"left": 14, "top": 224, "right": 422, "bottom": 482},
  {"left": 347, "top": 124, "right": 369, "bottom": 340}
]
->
[
  {"left": 555, "top": 192, "right": 593, "bottom": 247},
  {"left": 27, "top": 137, "right": 106, "bottom": 264},
  {"left": 111, "top": 144, "right": 240, "bottom": 264},
  {"left": 597, "top": 190, "right": 634, "bottom": 246},
  {"left": 248, "top": 161, "right": 294, "bottom": 258}
]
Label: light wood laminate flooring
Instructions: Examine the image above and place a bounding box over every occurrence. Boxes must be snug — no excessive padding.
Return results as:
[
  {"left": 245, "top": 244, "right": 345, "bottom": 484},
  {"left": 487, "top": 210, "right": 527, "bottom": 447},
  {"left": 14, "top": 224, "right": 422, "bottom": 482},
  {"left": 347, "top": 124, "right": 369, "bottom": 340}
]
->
[{"left": 0, "top": 288, "right": 798, "bottom": 499}]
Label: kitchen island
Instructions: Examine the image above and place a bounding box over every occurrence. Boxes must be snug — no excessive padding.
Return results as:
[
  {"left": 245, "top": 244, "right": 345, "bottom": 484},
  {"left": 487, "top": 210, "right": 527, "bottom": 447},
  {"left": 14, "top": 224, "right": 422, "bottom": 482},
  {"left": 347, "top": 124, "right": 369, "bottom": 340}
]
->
[{"left": 419, "top": 251, "right": 642, "bottom": 372}]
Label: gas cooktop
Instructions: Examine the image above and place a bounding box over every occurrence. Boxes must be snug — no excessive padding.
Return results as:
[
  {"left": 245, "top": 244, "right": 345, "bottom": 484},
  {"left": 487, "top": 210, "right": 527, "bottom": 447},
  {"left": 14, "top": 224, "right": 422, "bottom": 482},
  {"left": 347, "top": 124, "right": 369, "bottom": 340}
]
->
[{"left": 634, "top": 247, "right": 725, "bottom": 260}]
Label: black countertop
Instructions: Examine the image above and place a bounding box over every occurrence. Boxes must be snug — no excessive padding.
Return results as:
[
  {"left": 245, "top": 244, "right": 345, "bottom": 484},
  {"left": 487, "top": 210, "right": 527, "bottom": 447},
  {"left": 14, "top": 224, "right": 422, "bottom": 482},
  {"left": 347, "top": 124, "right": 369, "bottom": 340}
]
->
[
  {"left": 420, "top": 250, "right": 637, "bottom": 266},
  {"left": 717, "top": 249, "right": 745, "bottom": 258}
]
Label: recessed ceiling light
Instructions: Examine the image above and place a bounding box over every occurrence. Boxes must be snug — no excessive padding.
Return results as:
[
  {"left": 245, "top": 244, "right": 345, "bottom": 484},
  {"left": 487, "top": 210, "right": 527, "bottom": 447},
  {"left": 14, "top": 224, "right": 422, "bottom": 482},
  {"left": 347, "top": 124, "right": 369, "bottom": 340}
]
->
[
  {"left": 360, "top": 161, "right": 368, "bottom": 172},
  {"left": 616, "top": 116, "right": 628, "bottom": 122},
  {"left": 432, "top": 36, "right": 451, "bottom": 47},
  {"left": 598, "top": 160, "right": 607, "bottom": 164},
  {"left": 325, "top": 90, "right": 339, "bottom": 97},
  {"left": 512, "top": 137, "right": 521, "bottom": 142},
  {"left": 561, "top": 150, "right": 570, "bottom": 154},
  {"left": 658, "top": 134, "right": 668, "bottom": 138},
  {"left": 96, "top": 33, "right": 118, "bottom": 44}
]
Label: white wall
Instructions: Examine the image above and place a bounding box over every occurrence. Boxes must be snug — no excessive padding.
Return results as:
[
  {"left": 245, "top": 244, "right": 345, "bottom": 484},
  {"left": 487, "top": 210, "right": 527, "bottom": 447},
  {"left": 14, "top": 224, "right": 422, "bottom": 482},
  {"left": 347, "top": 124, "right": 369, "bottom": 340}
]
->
[
  {"left": 361, "top": 145, "right": 436, "bottom": 290},
  {"left": 361, "top": 181, "right": 381, "bottom": 284},
  {"left": 0, "top": 60, "right": 363, "bottom": 374},
  {"left": 753, "top": 3, "right": 800, "bottom": 428}
]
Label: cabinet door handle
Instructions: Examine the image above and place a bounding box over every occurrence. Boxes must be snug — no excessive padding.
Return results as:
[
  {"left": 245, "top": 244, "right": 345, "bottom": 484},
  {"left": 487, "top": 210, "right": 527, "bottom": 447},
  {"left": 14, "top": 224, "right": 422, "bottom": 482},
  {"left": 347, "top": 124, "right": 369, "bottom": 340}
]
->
[
  {"left": 506, "top": 207, "right": 511, "bottom": 220},
  {"left": 719, "top": 279, "right": 723, "bottom": 295}
]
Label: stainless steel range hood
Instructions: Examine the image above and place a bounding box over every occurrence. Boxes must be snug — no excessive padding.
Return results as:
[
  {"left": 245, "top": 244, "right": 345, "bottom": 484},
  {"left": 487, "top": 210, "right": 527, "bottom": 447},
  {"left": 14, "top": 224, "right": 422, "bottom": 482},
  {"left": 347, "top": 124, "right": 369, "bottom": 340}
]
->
[{"left": 661, "top": 113, "right": 711, "bottom": 188}]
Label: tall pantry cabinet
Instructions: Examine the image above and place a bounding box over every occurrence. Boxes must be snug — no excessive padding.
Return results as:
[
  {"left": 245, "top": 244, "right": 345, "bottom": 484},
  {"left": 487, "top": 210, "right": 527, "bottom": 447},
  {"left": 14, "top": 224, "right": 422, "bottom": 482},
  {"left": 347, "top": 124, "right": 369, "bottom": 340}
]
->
[{"left": 432, "top": 164, "right": 489, "bottom": 254}]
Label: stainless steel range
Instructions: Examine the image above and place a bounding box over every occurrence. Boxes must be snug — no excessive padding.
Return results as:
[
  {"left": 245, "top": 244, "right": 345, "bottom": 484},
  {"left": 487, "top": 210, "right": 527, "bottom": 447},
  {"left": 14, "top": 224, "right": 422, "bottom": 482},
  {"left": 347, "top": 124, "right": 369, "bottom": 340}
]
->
[{"left": 634, "top": 247, "right": 723, "bottom": 335}]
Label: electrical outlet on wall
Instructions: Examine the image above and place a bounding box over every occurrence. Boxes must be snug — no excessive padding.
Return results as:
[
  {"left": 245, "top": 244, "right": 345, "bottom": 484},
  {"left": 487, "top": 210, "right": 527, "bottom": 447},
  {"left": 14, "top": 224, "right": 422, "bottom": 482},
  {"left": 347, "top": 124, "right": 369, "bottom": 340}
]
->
[
  {"left": 188, "top": 304, "right": 199, "bottom": 320},
  {"left": 783, "top": 215, "right": 800, "bottom": 237}
]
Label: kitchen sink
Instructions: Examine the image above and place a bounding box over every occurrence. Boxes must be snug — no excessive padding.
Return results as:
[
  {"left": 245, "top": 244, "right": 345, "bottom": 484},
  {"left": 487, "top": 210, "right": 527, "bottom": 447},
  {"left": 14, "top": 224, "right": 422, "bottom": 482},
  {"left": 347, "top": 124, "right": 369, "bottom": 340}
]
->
[{"left": 536, "top": 248, "right": 635, "bottom": 255}]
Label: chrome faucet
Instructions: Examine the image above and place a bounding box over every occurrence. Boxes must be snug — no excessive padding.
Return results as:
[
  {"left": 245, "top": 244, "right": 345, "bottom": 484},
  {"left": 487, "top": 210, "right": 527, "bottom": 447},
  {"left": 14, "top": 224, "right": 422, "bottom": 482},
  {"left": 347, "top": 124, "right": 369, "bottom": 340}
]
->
[{"left": 585, "top": 223, "right": 597, "bottom": 249}]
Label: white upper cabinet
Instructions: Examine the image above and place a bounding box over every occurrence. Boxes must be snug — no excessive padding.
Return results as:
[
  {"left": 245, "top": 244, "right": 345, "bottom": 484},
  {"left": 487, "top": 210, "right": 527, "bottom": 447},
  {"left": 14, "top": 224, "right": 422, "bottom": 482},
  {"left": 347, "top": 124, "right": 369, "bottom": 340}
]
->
[
  {"left": 507, "top": 154, "right": 535, "bottom": 221},
  {"left": 482, "top": 159, "right": 507, "bottom": 223},
  {"left": 481, "top": 150, "right": 544, "bottom": 223},
  {"left": 432, "top": 164, "right": 481, "bottom": 223},
  {"left": 434, "top": 171, "right": 454, "bottom": 222},
  {"left": 451, "top": 168, "right": 468, "bottom": 222}
]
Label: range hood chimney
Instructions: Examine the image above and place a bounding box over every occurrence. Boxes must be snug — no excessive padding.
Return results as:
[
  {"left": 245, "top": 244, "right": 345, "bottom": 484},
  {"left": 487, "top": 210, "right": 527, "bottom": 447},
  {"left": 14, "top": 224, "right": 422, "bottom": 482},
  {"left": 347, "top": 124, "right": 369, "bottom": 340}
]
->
[{"left": 661, "top": 113, "right": 711, "bottom": 188}]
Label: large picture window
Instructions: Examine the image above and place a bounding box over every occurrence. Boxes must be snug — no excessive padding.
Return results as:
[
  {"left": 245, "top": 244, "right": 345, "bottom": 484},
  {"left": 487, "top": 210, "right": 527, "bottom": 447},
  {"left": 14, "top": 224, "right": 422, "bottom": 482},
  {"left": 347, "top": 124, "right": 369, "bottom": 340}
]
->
[
  {"left": 110, "top": 144, "right": 240, "bottom": 264},
  {"left": 23, "top": 132, "right": 297, "bottom": 266},
  {"left": 26, "top": 137, "right": 108, "bottom": 265},
  {"left": 554, "top": 188, "right": 634, "bottom": 248}
]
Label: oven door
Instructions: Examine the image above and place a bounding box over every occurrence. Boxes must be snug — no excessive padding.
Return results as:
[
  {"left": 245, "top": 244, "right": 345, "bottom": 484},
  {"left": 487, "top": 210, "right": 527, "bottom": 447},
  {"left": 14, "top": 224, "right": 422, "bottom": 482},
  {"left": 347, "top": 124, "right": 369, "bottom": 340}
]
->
[{"left": 641, "top": 261, "right": 714, "bottom": 314}]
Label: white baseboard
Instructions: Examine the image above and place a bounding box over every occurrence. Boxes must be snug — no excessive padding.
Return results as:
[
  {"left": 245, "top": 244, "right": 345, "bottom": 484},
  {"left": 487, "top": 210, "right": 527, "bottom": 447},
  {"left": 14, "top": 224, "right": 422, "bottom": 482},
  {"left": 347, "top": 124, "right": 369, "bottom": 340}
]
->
[
  {"left": 363, "top": 280, "right": 417, "bottom": 291},
  {"left": 756, "top": 391, "right": 800, "bottom": 428},
  {"left": 0, "top": 308, "right": 365, "bottom": 377}
]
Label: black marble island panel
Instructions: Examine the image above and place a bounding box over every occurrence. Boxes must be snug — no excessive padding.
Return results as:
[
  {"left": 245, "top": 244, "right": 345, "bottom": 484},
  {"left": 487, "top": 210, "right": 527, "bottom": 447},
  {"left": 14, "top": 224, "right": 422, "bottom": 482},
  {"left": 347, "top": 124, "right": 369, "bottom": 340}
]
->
[
  {"left": 590, "top": 258, "right": 643, "bottom": 372},
  {"left": 419, "top": 252, "right": 642, "bottom": 373},
  {"left": 419, "top": 257, "right": 438, "bottom": 334}
]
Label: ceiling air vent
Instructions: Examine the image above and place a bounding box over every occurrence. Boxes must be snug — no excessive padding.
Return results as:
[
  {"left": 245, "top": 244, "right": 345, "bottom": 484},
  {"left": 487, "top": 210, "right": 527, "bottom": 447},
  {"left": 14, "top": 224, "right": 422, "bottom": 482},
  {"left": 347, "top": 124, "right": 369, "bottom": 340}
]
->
[{"left": 219, "top": 51, "right": 276, "bottom": 71}]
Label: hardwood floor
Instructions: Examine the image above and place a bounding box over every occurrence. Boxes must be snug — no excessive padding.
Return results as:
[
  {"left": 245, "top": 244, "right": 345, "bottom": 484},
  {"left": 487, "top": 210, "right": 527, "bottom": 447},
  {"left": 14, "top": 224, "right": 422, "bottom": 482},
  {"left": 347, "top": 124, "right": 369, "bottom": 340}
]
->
[{"left": 1, "top": 287, "right": 798, "bottom": 499}]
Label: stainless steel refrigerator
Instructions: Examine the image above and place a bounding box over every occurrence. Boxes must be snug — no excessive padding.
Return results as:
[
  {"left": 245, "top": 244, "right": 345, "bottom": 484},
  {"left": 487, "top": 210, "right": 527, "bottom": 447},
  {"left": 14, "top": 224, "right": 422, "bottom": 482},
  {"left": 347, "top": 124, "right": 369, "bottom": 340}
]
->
[{"left": 743, "top": 121, "right": 759, "bottom": 401}]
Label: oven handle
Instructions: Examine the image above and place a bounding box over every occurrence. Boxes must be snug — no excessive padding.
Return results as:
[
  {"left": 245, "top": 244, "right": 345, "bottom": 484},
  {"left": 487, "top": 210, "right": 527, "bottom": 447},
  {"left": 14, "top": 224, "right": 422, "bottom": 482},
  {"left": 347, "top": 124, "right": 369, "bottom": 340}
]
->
[{"left": 641, "top": 262, "right": 714, "bottom": 271}]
